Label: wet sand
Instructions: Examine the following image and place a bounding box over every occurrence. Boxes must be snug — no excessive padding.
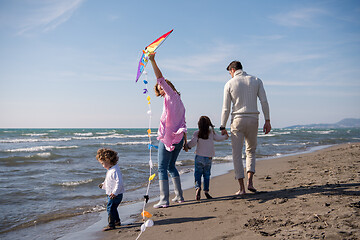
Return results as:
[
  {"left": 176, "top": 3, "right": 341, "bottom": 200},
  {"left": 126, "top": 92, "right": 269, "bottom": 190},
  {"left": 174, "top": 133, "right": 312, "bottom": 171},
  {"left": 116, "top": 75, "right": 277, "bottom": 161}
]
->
[{"left": 100, "top": 143, "right": 360, "bottom": 239}]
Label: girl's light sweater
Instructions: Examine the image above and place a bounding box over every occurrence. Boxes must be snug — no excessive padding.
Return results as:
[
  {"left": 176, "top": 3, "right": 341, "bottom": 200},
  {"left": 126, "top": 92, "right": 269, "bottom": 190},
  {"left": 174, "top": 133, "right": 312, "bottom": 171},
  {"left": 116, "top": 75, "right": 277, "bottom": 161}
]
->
[{"left": 187, "top": 130, "right": 228, "bottom": 157}]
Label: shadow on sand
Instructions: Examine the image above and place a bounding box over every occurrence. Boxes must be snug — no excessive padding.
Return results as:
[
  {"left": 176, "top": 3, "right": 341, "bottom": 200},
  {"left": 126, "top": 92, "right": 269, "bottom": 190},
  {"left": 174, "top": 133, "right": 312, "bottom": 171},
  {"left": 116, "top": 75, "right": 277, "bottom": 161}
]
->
[{"left": 118, "top": 182, "right": 359, "bottom": 230}]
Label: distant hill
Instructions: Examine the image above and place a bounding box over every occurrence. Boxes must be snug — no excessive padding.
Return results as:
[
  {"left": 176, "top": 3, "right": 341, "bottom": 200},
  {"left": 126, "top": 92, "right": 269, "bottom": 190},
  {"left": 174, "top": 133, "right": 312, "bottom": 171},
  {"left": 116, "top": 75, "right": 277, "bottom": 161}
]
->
[{"left": 285, "top": 118, "right": 360, "bottom": 129}]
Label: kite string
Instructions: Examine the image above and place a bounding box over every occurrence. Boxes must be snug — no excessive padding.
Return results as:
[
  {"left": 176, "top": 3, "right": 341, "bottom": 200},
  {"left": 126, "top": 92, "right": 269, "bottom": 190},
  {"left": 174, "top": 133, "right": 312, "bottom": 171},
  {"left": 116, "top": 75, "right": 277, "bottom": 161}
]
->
[
  {"left": 136, "top": 70, "right": 154, "bottom": 240},
  {"left": 135, "top": 229, "right": 143, "bottom": 240},
  {"left": 143, "top": 70, "right": 152, "bottom": 217}
]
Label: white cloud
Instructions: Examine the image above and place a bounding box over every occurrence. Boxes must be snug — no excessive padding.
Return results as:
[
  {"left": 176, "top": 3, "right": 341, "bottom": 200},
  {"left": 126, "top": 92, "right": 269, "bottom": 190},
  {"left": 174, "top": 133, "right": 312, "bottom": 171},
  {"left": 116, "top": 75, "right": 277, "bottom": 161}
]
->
[
  {"left": 270, "top": 8, "right": 328, "bottom": 27},
  {"left": 17, "top": 0, "right": 85, "bottom": 35}
]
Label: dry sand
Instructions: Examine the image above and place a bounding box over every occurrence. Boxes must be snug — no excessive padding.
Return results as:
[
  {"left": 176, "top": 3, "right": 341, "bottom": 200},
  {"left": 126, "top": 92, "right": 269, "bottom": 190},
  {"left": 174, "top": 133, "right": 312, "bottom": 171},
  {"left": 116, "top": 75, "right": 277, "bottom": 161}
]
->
[{"left": 100, "top": 143, "right": 360, "bottom": 239}]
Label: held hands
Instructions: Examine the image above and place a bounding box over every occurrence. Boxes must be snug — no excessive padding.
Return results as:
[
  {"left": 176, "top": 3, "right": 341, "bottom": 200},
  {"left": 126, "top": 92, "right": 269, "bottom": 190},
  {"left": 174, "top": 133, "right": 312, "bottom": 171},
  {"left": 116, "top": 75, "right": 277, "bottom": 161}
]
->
[
  {"left": 221, "top": 129, "right": 229, "bottom": 137},
  {"left": 183, "top": 143, "right": 189, "bottom": 152},
  {"left": 183, "top": 133, "right": 189, "bottom": 152}
]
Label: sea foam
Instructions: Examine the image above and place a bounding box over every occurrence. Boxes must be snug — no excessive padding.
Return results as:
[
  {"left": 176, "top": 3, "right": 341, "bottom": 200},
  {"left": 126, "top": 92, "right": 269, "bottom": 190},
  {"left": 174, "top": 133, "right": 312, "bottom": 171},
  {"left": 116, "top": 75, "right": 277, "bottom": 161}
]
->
[
  {"left": 0, "top": 138, "right": 72, "bottom": 143},
  {"left": 73, "top": 133, "right": 93, "bottom": 136},
  {"left": 58, "top": 179, "right": 94, "bottom": 186},
  {"left": 5, "top": 145, "right": 78, "bottom": 152}
]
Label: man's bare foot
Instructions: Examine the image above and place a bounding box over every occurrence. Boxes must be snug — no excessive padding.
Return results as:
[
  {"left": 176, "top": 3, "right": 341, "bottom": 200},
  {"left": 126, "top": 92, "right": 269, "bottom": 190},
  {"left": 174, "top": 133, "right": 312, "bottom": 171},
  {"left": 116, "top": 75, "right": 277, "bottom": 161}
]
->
[
  {"left": 235, "top": 190, "right": 246, "bottom": 195},
  {"left": 247, "top": 182, "right": 257, "bottom": 192}
]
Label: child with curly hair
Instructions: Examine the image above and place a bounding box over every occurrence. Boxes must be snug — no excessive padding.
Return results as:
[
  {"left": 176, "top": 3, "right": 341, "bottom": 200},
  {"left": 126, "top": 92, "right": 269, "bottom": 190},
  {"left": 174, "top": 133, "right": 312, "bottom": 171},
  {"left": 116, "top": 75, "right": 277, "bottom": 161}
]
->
[{"left": 97, "top": 148, "right": 125, "bottom": 231}]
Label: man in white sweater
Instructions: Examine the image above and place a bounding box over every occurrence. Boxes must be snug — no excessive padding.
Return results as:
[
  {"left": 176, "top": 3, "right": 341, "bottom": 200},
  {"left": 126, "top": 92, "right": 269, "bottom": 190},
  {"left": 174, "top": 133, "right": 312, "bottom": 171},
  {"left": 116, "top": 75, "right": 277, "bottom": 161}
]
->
[{"left": 220, "top": 60, "right": 271, "bottom": 195}]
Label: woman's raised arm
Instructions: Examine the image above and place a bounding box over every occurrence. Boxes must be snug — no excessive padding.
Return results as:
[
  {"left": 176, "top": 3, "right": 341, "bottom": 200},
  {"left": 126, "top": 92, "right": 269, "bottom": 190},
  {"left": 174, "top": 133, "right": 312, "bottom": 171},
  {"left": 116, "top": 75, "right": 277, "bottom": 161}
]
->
[{"left": 149, "top": 53, "right": 163, "bottom": 79}]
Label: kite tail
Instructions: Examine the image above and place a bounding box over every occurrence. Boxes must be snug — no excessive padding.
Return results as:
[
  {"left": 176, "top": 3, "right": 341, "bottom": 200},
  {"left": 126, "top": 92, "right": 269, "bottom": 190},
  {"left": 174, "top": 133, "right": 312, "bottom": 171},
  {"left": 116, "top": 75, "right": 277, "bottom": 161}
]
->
[{"left": 135, "top": 70, "right": 156, "bottom": 240}]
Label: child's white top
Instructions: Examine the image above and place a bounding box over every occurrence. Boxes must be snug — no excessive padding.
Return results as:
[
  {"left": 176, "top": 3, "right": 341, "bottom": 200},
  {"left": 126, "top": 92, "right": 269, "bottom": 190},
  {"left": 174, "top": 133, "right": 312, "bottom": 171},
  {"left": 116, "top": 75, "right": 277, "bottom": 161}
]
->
[
  {"left": 187, "top": 130, "right": 228, "bottom": 157},
  {"left": 102, "top": 164, "right": 125, "bottom": 196}
]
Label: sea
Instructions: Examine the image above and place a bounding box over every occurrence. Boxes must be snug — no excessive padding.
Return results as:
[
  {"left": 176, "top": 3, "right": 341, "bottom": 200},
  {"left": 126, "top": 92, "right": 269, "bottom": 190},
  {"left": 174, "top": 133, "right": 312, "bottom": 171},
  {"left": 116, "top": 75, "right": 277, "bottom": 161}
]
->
[{"left": 0, "top": 128, "right": 359, "bottom": 240}]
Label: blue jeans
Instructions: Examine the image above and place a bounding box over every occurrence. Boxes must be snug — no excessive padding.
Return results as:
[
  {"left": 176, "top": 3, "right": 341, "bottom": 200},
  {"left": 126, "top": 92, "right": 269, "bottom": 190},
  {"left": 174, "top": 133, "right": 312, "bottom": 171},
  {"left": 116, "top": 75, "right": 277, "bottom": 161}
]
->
[
  {"left": 106, "top": 193, "right": 123, "bottom": 227},
  {"left": 158, "top": 138, "right": 184, "bottom": 180},
  {"left": 194, "top": 155, "right": 212, "bottom": 191}
]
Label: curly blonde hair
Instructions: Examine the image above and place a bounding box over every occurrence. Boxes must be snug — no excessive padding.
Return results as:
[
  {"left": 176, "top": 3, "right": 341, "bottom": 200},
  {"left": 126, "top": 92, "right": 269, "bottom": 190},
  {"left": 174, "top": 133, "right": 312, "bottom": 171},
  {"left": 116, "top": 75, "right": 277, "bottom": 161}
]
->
[{"left": 96, "top": 148, "right": 119, "bottom": 165}]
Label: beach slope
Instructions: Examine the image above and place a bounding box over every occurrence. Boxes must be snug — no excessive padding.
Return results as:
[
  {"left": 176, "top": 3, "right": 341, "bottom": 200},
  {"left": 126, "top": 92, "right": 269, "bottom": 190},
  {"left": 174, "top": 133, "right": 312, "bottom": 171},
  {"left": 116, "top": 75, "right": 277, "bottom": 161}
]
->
[{"left": 101, "top": 143, "right": 360, "bottom": 239}]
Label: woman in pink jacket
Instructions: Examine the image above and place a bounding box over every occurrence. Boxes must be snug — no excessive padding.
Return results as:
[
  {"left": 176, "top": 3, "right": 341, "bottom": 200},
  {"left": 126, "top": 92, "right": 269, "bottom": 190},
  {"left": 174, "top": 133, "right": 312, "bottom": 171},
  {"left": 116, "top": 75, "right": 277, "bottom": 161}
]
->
[{"left": 149, "top": 53, "right": 187, "bottom": 208}]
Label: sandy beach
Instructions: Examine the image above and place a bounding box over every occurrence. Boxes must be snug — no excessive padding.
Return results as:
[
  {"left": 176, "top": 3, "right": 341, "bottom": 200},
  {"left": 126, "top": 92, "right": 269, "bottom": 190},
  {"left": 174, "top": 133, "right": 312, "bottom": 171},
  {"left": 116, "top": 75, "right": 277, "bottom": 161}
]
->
[{"left": 99, "top": 143, "right": 360, "bottom": 240}]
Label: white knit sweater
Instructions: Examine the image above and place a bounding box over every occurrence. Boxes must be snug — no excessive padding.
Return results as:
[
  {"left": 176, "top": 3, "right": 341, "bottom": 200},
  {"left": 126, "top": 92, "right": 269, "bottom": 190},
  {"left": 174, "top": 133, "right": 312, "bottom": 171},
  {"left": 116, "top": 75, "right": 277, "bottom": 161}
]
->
[{"left": 221, "top": 69, "right": 270, "bottom": 127}]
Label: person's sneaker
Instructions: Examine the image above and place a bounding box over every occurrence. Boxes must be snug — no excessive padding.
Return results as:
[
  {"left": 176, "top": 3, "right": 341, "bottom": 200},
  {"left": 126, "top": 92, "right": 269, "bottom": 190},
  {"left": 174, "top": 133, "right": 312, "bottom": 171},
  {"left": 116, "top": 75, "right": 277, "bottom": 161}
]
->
[
  {"left": 115, "top": 221, "right": 121, "bottom": 226},
  {"left": 204, "top": 192, "right": 213, "bottom": 199},
  {"left": 102, "top": 226, "right": 115, "bottom": 231},
  {"left": 172, "top": 197, "right": 185, "bottom": 203},
  {"left": 153, "top": 203, "right": 169, "bottom": 208},
  {"left": 195, "top": 188, "right": 201, "bottom": 201}
]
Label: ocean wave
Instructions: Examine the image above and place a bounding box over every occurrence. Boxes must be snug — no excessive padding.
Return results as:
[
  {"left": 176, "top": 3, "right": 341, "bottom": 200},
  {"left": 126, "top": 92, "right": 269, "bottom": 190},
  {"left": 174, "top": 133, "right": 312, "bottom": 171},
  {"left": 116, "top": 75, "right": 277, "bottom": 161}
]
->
[
  {"left": 176, "top": 160, "right": 187, "bottom": 166},
  {"left": 73, "top": 133, "right": 156, "bottom": 140},
  {"left": 126, "top": 134, "right": 157, "bottom": 138},
  {"left": 22, "top": 133, "right": 49, "bottom": 137},
  {"left": 212, "top": 155, "right": 233, "bottom": 163},
  {"left": 73, "top": 132, "right": 93, "bottom": 136},
  {"left": 115, "top": 141, "right": 149, "bottom": 145},
  {"left": 57, "top": 179, "right": 94, "bottom": 187},
  {"left": 0, "top": 138, "right": 72, "bottom": 143},
  {"left": 72, "top": 133, "right": 125, "bottom": 140},
  {"left": 96, "top": 131, "right": 116, "bottom": 135},
  {"left": 272, "top": 143, "right": 295, "bottom": 146},
  {"left": 6, "top": 146, "right": 54, "bottom": 152},
  {"left": 0, "top": 133, "right": 157, "bottom": 143},
  {"left": 305, "top": 130, "right": 335, "bottom": 134},
  {"left": 0, "top": 153, "right": 64, "bottom": 165},
  {"left": 5, "top": 145, "right": 78, "bottom": 152},
  {"left": 212, "top": 155, "right": 233, "bottom": 161},
  {"left": 179, "top": 168, "right": 192, "bottom": 174},
  {"left": 276, "top": 131, "right": 291, "bottom": 135},
  {"left": 258, "top": 133, "right": 276, "bottom": 137},
  {"left": 36, "top": 152, "right": 51, "bottom": 158}
]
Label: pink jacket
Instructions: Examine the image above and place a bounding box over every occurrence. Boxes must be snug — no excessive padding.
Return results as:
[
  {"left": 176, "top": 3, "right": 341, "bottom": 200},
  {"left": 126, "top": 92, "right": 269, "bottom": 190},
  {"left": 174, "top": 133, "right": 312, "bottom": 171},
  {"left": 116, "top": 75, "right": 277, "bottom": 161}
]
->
[{"left": 157, "top": 77, "right": 187, "bottom": 151}]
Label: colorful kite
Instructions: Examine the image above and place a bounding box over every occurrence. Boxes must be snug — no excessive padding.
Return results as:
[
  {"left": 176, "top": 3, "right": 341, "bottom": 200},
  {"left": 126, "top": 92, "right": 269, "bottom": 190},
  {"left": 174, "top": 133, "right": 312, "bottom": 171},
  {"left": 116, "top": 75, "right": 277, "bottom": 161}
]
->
[{"left": 135, "top": 29, "right": 173, "bottom": 82}]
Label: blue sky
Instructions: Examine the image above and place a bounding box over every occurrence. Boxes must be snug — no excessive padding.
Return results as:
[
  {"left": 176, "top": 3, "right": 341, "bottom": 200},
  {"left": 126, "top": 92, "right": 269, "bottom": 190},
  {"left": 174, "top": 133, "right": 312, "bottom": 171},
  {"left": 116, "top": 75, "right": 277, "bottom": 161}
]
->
[{"left": 0, "top": 0, "right": 359, "bottom": 128}]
